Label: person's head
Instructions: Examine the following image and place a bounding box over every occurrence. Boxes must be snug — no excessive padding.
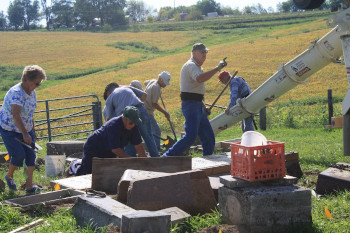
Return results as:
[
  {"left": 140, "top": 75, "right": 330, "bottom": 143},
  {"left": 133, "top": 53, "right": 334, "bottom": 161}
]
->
[
  {"left": 158, "top": 71, "right": 171, "bottom": 88},
  {"left": 191, "top": 43, "right": 208, "bottom": 66},
  {"left": 130, "top": 80, "right": 143, "bottom": 90},
  {"left": 103, "top": 82, "right": 119, "bottom": 100},
  {"left": 122, "top": 106, "right": 142, "bottom": 130},
  {"left": 21, "top": 65, "right": 46, "bottom": 90},
  {"left": 218, "top": 71, "right": 231, "bottom": 84}
]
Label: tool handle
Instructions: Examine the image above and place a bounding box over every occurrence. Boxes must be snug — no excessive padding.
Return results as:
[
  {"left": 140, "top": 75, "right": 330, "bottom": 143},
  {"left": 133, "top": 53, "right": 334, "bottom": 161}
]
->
[
  {"left": 209, "top": 70, "right": 238, "bottom": 112},
  {"left": 160, "top": 95, "right": 177, "bottom": 140}
]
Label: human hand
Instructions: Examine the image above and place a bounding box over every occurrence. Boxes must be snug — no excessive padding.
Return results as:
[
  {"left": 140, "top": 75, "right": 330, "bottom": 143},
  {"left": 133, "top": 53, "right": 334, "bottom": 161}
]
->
[
  {"left": 23, "top": 133, "right": 32, "bottom": 145},
  {"left": 216, "top": 57, "right": 227, "bottom": 71},
  {"left": 164, "top": 111, "right": 170, "bottom": 120},
  {"left": 225, "top": 107, "right": 230, "bottom": 115},
  {"left": 205, "top": 107, "right": 211, "bottom": 115}
]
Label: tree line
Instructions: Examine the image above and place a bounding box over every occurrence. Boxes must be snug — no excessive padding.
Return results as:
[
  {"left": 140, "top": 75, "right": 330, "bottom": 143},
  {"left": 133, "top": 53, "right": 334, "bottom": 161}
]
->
[{"left": 0, "top": 0, "right": 344, "bottom": 31}]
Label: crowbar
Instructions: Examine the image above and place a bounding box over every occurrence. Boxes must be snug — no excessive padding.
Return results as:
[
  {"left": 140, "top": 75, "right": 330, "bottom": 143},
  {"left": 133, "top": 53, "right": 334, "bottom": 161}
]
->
[
  {"left": 15, "top": 138, "right": 40, "bottom": 153},
  {"left": 159, "top": 94, "right": 177, "bottom": 141}
]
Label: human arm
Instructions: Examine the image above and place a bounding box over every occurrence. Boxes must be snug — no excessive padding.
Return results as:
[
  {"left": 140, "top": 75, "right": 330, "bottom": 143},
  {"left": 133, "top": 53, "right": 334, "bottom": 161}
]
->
[
  {"left": 32, "top": 119, "right": 37, "bottom": 140},
  {"left": 196, "top": 58, "right": 227, "bottom": 83},
  {"left": 11, "top": 105, "right": 32, "bottom": 144},
  {"left": 135, "top": 143, "right": 147, "bottom": 157},
  {"left": 111, "top": 148, "right": 131, "bottom": 158},
  {"left": 152, "top": 103, "right": 170, "bottom": 119}
]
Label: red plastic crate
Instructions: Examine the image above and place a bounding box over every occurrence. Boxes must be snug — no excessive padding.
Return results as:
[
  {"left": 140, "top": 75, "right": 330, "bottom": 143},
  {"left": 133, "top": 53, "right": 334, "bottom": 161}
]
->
[{"left": 230, "top": 140, "right": 286, "bottom": 182}]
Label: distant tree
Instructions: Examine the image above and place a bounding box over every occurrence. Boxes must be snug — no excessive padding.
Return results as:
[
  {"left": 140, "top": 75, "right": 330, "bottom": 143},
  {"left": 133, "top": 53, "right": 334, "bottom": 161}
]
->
[
  {"left": 8, "top": 0, "right": 24, "bottom": 30},
  {"left": 242, "top": 6, "right": 253, "bottom": 14},
  {"left": 74, "top": 0, "right": 96, "bottom": 27},
  {"left": 22, "top": 0, "right": 40, "bottom": 30},
  {"left": 126, "top": 0, "right": 150, "bottom": 22},
  {"left": 146, "top": 15, "right": 154, "bottom": 23},
  {"left": 267, "top": 6, "right": 275, "bottom": 13},
  {"left": 51, "top": 0, "right": 75, "bottom": 28},
  {"left": 41, "top": 0, "right": 53, "bottom": 30},
  {"left": 195, "top": 0, "right": 221, "bottom": 15},
  {"left": 328, "top": 0, "right": 342, "bottom": 11},
  {"left": 158, "top": 6, "right": 174, "bottom": 20},
  {"left": 90, "top": 0, "right": 126, "bottom": 26},
  {"left": 221, "top": 6, "right": 241, "bottom": 15},
  {"left": 277, "top": 0, "right": 299, "bottom": 12},
  {"left": 0, "top": 11, "right": 7, "bottom": 30},
  {"left": 253, "top": 3, "right": 267, "bottom": 14}
]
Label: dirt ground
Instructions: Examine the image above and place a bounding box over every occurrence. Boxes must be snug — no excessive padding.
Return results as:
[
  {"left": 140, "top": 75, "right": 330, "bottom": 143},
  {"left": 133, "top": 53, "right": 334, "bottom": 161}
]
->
[{"left": 195, "top": 224, "right": 250, "bottom": 233}]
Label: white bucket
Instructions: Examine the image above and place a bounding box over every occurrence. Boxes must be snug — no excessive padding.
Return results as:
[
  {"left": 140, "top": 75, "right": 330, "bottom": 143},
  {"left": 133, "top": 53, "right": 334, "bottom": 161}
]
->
[
  {"left": 241, "top": 131, "right": 267, "bottom": 147},
  {"left": 45, "top": 155, "right": 66, "bottom": 177}
]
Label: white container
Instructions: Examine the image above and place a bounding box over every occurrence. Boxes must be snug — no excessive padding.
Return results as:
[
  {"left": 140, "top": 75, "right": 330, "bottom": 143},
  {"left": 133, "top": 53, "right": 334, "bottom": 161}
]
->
[
  {"left": 241, "top": 131, "right": 267, "bottom": 147},
  {"left": 45, "top": 155, "right": 66, "bottom": 177}
]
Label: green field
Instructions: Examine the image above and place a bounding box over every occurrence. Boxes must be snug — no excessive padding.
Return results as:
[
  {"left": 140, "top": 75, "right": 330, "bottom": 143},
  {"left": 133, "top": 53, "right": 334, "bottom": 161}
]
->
[{"left": 1, "top": 10, "right": 350, "bottom": 232}]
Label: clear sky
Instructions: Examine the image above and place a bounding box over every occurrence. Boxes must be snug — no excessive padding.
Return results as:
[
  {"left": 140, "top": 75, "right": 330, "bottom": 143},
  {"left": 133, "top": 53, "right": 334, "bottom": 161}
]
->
[{"left": 0, "top": 0, "right": 282, "bottom": 15}]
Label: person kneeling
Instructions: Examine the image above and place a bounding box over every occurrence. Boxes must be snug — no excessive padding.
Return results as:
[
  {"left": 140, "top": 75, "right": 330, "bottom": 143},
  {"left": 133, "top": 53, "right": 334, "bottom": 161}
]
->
[{"left": 72, "top": 106, "right": 147, "bottom": 176}]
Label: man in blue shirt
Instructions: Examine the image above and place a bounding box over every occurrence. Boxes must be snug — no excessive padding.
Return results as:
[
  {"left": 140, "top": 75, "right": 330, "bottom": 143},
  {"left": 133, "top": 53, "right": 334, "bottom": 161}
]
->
[
  {"left": 218, "top": 71, "right": 254, "bottom": 132},
  {"left": 76, "top": 106, "right": 147, "bottom": 175}
]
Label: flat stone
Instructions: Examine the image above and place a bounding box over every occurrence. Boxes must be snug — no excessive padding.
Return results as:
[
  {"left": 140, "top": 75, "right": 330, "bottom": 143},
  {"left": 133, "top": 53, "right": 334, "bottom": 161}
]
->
[
  {"left": 72, "top": 195, "right": 135, "bottom": 229},
  {"left": 121, "top": 210, "right": 171, "bottom": 233},
  {"left": 154, "top": 207, "right": 190, "bottom": 225},
  {"left": 192, "top": 153, "right": 231, "bottom": 175},
  {"left": 219, "top": 185, "right": 311, "bottom": 231},
  {"left": 220, "top": 175, "right": 298, "bottom": 189},
  {"left": 117, "top": 170, "right": 170, "bottom": 203},
  {"left": 92, "top": 157, "right": 191, "bottom": 194},
  {"left": 47, "top": 140, "right": 85, "bottom": 157},
  {"left": 50, "top": 174, "right": 91, "bottom": 190},
  {"left": 209, "top": 175, "right": 224, "bottom": 202},
  {"left": 315, "top": 165, "right": 350, "bottom": 195},
  {"left": 5, "top": 189, "right": 84, "bottom": 210},
  {"left": 127, "top": 169, "right": 217, "bottom": 216}
]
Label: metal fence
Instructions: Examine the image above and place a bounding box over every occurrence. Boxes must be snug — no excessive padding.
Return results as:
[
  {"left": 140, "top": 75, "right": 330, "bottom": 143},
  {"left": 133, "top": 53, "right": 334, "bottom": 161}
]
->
[{"left": 0, "top": 94, "right": 103, "bottom": 143}]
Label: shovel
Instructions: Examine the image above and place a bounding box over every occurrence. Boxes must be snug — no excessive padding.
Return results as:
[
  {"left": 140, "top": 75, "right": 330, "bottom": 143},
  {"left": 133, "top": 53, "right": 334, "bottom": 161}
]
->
[{"left": 159, "top": 94, "right": 177, "bottom": 142}]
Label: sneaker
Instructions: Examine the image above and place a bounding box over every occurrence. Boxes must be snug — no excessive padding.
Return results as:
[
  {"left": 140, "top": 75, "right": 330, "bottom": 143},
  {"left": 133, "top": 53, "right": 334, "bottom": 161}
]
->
[
  {"left": 4, "top": 175, "right": 17, "bottom": 191},
  {"left": 26, "top": 185, "right": 43, "bottom": 195}
]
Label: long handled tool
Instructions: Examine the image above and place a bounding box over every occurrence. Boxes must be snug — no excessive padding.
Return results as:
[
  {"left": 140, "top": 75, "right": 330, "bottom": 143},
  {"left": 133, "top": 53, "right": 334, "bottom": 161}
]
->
[
  {"left": 159, "top": 94, "right": 177, "bottom": 141},
  {"left": 207, "top": 70, "right": 239, "bottom": 115},
  {"left": 15, "top": 138, "right": 41, "bottom": 153}
]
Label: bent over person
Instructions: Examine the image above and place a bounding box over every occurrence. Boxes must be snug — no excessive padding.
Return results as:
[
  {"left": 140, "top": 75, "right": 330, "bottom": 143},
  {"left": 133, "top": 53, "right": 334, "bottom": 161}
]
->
[
  {"left": 0, "top": 65, "right": 46, "bottom": 194},
  {"left": 163, "top": 43, "right": 227, "bottom": 157},
  {"left": 76, "top": 106, "right": 147, "bottom": 176},
  {"left": 218, "top": 71, "right": 254, "bottom": 132}
]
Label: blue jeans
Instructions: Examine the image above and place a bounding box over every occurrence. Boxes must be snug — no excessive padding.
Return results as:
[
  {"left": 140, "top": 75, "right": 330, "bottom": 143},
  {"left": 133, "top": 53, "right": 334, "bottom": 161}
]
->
[
  {"left": 0, "top": 126, "right": 36, "bottom": 167},
  {"left": 125, "top": 106, "right": 159, "bottom": 157},
  {"left": 149, "top": 114, "right": 161, "bottom": 150},
  {"left": 163, "top": 101, "right": 215, "bottom": 156},
  {"left": 242, "top": 116, "right": 254, "bottom": 132}
]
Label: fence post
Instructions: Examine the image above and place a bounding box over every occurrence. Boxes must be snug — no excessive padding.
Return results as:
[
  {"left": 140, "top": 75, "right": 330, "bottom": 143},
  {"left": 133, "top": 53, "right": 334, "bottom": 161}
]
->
[
  {"left": 45, "top": 100, "right": 52, "bottom": 141},
  {"left": 259, "top": 106, "right": 267, "bottom": 130},
  {"left": 328, "top": 89, "right": 333, "bottom": 125},
  {"left": 92, "top": 101, "right": 102, "bottom": 130}
]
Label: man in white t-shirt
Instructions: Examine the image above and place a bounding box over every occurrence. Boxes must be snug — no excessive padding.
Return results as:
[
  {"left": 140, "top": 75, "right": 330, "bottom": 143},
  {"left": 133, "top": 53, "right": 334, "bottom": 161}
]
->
[{"left": 144, "top": 71, "right": 171, "bottom": 150}]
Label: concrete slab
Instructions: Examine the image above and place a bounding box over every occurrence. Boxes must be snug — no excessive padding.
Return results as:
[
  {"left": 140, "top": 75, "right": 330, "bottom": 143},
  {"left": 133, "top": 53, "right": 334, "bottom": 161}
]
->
[
  {"left": 5, "top": 189, "right": 84, "bottom": 210},
  {"left": 220, "top": 175, "right": 298, "bottom": 189},
  {"left": 50, "top": 174, "right": 92, "bottom": 190},
  {"left": 316, "top": 164, "right": 350, "bottom": 195},
  {"left": 121, "top": 210, "right": 171, "bottom": 233},
  {"left": 127, "top": 170, "right": 217, "bottom": 216},
  {"left": 117, "top": 170, "right": 170, "bottom": 203},
  {"left": 91, "top": 156, "right": 191, "bottom": 194},
  {"left": 47, "top": 140, "right": 85, "bottom": 157},
  {"left": 192, "top": 153, "right": 231, "bottom": 175},
  {"left": 72, "top": 194, "right": 135, "bottom": 229},
  {"left": 209, "top": 175, "right": 224, "bottom": 202},
  {"left": 219, "top": 185, "right": 312, "bottom": 231},
  {"left": 285, "top": 151, "right": 303, "bottom": 178},
  {"left": 154, "top": 207, "right": 190, "bottom": 225}
]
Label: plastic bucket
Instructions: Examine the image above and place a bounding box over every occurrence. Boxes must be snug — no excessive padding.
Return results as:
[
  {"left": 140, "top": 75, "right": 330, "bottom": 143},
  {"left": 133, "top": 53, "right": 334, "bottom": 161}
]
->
[
  {"left": 45, "top": 155, "right": 66, "bottom": 177},
  {"left": 241, "top": 131, "right": 267, "bottom": 147}
]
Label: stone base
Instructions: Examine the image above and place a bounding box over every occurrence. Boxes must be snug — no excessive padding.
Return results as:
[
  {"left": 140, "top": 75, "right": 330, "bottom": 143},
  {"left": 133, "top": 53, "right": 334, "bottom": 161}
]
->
[{"left": 219, "top": 184, "right": 312, "bottom": 232}]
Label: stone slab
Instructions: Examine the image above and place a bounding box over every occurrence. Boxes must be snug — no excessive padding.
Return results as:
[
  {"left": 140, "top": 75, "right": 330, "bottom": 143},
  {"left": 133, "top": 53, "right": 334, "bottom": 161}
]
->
[
  {"left": 126, "top": 169, "right": 217, "bottom": 216},
  {"left": 50, "top": 174, "right": 92, "bottom": 190},
  {"left": 192, "top": 153, "right": 231, "bottom": 175},
  {"left": 72, "top": 195, "right": 135, "bottom": 229},
  {"left": 315, "top": 166, "right": 350, "bottom": 195},
  {"left": 154, "top": 207, "right": 191, "bottom": 225},
  {"left": 5, "top": 189, "right": 84, "bottom": 210},
  {"left": 121, "top": 210, "right": 171, "bottom": 233},
  {"left": 219, "top": 138, "right": 241, "bottom": 150},
  {"left": 117, "top": 170, "right": 170, "bottom": 203},
  {"left": 220, "top": 175, "right": 298, "bottom": 189},
  {"left": 91, "top": 156, "right": 191, "bottom": 194},
  {"left": 47, "top": 140, "right": 85, "bottom": 157},
  {"left": 219, "top": 185, "right": 311, "bottom": 231},
  {"left": 209, "top": 175, "right": 224, "bottom": 202}
]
